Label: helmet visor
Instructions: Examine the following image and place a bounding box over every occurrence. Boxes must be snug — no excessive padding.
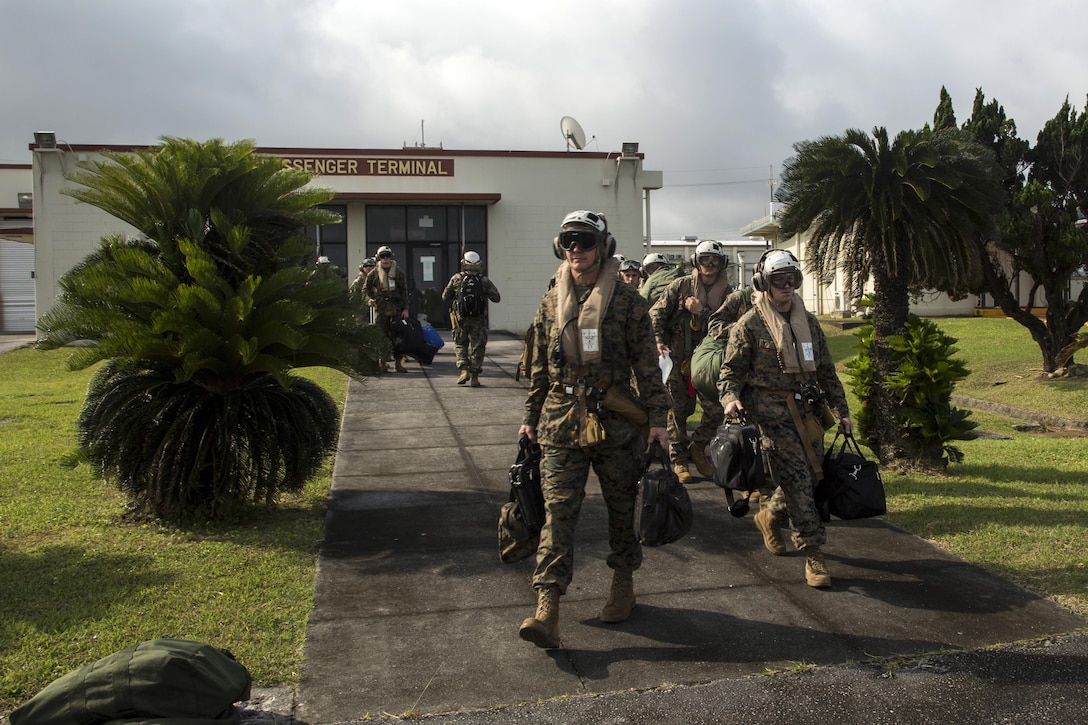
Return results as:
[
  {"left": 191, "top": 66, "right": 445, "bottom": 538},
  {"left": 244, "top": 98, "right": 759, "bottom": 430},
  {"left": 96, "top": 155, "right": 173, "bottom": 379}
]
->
[{"left": 557, "top": 229, "right": 600, "bottom": 252}]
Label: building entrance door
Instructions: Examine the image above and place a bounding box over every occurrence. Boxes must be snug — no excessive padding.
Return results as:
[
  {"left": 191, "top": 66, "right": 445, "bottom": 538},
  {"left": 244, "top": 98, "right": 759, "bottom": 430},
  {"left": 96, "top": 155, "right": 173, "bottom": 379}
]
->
[{"left": 409, "top": 243, "right": 455, "bottom": 328}]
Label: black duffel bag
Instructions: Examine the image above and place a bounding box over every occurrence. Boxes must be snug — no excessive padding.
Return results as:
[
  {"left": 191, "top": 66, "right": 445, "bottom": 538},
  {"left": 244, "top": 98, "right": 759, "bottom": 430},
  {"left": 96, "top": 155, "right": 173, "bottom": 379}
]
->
[
  {"left": 498, "top": 435, "right": 545, "bottom": 563},
  {"left": 706, "top": 416, "right": 765, "bottom": 517},
  {"left": 817, "top": 431, "right": 886, "bottom": 520},
  {"left": 391, "top": 318, "right": 439, "bottom": 364},
  {"left": 635, "top": 442, "right": 694, "bottom": 546}
]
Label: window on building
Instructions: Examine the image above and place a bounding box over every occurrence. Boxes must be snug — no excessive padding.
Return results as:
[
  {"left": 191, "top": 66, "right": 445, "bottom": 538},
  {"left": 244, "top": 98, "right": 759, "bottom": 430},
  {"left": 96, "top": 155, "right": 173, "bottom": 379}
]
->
[{"left": 302, "top": 204, "right": 348, "bottom": 275}]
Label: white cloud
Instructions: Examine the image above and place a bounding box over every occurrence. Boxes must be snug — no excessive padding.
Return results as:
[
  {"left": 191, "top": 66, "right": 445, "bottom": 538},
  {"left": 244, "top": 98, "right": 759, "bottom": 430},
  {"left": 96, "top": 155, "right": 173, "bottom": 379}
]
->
[{"left": 4, "top": 0, "right": 1088, "bottom": 235}]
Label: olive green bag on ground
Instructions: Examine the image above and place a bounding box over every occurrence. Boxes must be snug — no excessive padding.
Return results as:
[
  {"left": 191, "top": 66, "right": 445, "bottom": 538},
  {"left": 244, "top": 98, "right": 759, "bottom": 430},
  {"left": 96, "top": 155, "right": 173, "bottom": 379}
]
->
[{"left": 10, "top": 638, "right": 252, "bottom": 725}]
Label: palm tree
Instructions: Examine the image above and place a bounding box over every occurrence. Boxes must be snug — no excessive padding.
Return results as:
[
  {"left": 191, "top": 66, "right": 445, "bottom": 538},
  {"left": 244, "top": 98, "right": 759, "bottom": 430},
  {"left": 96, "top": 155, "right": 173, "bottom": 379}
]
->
[
  {"left": 776, "top": 126, "right": 1004, "bottom": 466},
  {"left": 37, "top": 137, "right": 386, "bottom": 519}
]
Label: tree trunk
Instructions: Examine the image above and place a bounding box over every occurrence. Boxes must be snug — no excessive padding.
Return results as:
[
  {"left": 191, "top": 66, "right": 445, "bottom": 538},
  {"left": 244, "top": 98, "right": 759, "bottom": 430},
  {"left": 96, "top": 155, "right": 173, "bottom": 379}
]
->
[
  {"left": 977, "top": 237, "right": 1088, "bottom": 374},
  {"left": 868, "top": 266, "right": 911, "bottom": 465}
]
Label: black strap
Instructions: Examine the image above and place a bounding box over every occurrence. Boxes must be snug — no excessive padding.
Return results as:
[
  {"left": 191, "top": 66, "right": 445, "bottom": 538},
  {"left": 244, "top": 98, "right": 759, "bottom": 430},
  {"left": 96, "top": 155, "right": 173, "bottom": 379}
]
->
[{"left": 826, "top": 430, "right": 867, "bottom": 463}]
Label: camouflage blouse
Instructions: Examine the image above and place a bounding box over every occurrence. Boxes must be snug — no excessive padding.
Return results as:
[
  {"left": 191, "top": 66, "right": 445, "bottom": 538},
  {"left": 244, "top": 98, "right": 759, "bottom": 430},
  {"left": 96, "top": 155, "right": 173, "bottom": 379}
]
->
[
  {"left": 364, "top": 267, "right": 409, "bottom": 317},
  {"left": 523, "top": 274, "right": 670, "bottom": 448},
  {"left": 719, "top": 306, "right": 849, "bottom": 421}
]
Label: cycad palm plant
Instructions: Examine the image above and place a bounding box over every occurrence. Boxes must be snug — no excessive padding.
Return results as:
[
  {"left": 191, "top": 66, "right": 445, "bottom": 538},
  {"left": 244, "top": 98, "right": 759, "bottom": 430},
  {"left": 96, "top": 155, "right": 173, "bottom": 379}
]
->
[
  {"left": 37, "top": 137, "right": 385, "bottom": 519},
  {"left": 776, "top": 126, "right": 1003, "bottom": 466}
]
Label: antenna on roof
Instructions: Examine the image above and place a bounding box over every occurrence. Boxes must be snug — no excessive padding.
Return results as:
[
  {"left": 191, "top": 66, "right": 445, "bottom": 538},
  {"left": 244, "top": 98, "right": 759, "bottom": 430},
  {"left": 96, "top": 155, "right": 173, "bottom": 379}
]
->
[{"left": 560, "top": 116, "right": 586, "bottom": 151}]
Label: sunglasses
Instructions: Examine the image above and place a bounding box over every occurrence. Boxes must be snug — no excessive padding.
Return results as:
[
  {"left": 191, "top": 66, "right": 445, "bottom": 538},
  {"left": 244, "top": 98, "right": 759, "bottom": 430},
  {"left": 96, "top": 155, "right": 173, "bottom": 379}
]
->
[
  {"left": 556, "top": 229, "right": 600, "bottom": 252},
  {"left": 769, "top": 272, "right": 800, "bottom": 289}
]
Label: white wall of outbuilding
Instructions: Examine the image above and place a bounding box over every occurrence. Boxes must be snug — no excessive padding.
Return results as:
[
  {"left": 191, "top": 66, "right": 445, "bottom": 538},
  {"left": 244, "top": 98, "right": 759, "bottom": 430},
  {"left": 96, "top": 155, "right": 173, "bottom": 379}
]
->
[{"left": 31, "top": 144, "right": 662, "bottom": 335}]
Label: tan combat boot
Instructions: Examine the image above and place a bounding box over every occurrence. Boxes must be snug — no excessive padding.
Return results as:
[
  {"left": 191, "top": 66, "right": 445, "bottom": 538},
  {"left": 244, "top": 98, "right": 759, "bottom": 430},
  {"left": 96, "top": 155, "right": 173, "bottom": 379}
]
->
[
  {"left": 673, "top": 462, "right": 694, "bottom": 485},
  {"left": 689, "top": 441, "right": 714, "bottom": 478},
  {"left": 805, "top": 546, "right": 832, "bottom": 589},
  {"left": 469, "top": 373, "right": 481, "bottom": 387},
  {"left": 754, "top": 506, "right": 787, "bottom": 556},
  {"left": 519, "top": 587, "right": 561, "bottom": 649},
  {"left": 600, "top": 570, "right": 636, "bottom": 623},
  {"left": 456, "top": 370, "right": 470, "bottom": 385},
  {"left": 395, "top": 357, "right": 408, "bottom": 373}
]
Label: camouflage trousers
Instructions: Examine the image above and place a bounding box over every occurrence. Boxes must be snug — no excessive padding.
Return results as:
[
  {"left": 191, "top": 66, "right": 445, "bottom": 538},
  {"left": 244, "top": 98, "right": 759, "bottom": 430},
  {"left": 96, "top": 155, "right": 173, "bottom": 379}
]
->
[
  {"left": 533, "top": 436, "right": 646, "bottom": 594},
  {"left": 665, "top": 359, "right": 723, "bottom": 464},
  {"left": 376, "top": 312, "right": 399, "bottom": 363},
  {"left": 758, "top": 413, "right": 826, "bottom": 550},
  {"left": 451, "top": 315, "right": 488, "bottom": 374}
]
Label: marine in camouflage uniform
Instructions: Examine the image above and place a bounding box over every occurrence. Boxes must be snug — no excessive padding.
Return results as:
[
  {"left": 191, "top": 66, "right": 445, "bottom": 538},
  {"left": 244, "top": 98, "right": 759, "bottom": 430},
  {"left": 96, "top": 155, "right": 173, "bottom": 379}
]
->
[
  {"left": 364, "top": 250, "right": 410, "bottom": 372},
  {"left": 707, "top": 286, "right": 754, "bottom": 341},
  {"left": 517, "top": 209, "right": 669, "bottom": 649},
  {"left": 441, "top": 267, "right": 501, "bottom": 385},
  {"left": 649, "top": 246, "right": 732, "bottom": 482},
  {"left": 349, "top": 257, "right": 377, "bottom": 320},
  {"left": 718, "top": 250, "right": 851, "bottom": 588}
]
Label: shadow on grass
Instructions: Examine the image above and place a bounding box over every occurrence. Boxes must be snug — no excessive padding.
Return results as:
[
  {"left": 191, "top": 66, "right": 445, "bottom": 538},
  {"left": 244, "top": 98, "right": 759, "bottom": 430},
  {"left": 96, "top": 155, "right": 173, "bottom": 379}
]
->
[{"left": 0, "top": 544, "right": 173, "bottom": 649}]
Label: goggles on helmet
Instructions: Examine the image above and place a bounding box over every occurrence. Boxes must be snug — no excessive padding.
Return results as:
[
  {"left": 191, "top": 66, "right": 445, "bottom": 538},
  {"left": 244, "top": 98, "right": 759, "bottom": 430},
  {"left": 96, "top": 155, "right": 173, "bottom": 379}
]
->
[
  {"left": 557, "top": 229, "right": 601, "bottom": 252},
  {"left": 768, "top": 270, "right": 801, "bottom": 289},
  {"left": 697, "top": 255, "right": 722, "bottom": 267}
]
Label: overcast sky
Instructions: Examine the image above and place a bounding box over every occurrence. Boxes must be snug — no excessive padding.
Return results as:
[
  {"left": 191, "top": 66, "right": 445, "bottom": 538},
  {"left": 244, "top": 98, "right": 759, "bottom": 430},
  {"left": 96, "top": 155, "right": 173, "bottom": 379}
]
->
[{"left": 4, "top": 0, "right": 1087, "bottom": 241}]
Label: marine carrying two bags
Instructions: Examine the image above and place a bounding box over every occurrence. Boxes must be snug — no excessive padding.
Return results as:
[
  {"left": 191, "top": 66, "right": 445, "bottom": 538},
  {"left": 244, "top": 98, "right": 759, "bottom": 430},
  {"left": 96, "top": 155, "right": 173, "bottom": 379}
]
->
[
  {"left": 498, "top": 435, "right": 545, "bottom": 563},
  {"left": 635, "top": 442, "right": 694, "bottom": 546},
  {"left": 816, "top": 431, "right": 886, "bottom": 520}
]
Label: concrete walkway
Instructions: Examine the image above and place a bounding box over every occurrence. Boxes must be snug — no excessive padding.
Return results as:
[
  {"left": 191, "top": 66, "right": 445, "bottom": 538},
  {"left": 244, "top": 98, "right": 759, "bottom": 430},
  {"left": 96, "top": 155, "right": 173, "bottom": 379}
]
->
[{"left": 293, "top": 331, "right": 1088, "bottom": 724}]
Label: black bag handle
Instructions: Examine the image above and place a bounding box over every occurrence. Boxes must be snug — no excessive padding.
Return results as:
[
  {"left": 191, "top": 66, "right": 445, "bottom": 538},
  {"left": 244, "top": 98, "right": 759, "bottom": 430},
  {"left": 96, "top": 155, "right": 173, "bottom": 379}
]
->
[
  {"left": 516, "top": 434, "right": 541, "bottom": 464},
  {"left": 725, "top": 412, "right": 750, "bottom": 427},
  {"left": 645, "top": 440, "right": 672, "bottom": 473},
  {"left": 826, "top": 430, "right": 868, "bottom": 463}
]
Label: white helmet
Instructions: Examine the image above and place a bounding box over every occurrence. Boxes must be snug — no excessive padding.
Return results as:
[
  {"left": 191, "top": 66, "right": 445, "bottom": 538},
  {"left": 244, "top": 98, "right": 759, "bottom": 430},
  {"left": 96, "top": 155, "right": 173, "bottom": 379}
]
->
[
  {"left": 753, "top": 248, "right": 803, "bottom": 292},
  {"left": 376, "top": 245, "right": 393, "bottom": 259},
  {"left": 763, "top": 249, "right": 800, "bottom": 275},
  {"left": 695, "top": 240, "right": 726, "bottom": 258},
  {"left": 642, "top": 252, "right": 669, "bottom": 268},
  {"left": 561, "top": 209, "right": 607, "bottom": 233},
  {"left": 463, "top": 250, "right": 481, "bottom": 264}
]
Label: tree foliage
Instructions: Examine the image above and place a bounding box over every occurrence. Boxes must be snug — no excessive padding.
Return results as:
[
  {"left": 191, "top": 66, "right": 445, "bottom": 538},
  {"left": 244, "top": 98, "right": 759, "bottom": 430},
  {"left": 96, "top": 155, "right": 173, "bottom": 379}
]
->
[
  {"left": 37, "top": 137, "right": 385, "bottom": 519},
  {"left": 949, "top": 89, "right": 1088, "bottom": 373},
  {"left": 846, "top": 316, "right": 976, "bottom": 468},
  {"left": 775, "top": 126, "right": 1003, "bottom": 466}
]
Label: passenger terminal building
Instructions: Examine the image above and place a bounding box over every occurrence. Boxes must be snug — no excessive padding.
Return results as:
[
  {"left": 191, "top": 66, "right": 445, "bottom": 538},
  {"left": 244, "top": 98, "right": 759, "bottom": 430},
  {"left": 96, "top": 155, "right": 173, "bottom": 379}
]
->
[{"left": 5, "top": 137, "right": 664, "bottom": 334}]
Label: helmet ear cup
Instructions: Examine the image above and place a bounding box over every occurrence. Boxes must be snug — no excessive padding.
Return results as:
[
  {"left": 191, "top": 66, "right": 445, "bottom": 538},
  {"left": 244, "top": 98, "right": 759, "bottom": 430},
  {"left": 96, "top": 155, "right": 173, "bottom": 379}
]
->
[
  {"left": 552, "top": 236, "right": 564, "bottom": 260},
  {"left": 751, "top": 250, "right": 772, "bottom": 292}
]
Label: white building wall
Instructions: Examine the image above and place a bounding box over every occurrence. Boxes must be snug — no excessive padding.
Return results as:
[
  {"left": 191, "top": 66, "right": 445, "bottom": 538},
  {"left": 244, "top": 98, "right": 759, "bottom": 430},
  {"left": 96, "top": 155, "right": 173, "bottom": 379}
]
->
[
  {"left": 32, "top": 145, "right": 659, "bottom": 335},
  {"left": 0, "top": 164, "right": 32, "bottom": 209},
  {"left": 33, "top": 150, "right": 136, "bottom": 323}
]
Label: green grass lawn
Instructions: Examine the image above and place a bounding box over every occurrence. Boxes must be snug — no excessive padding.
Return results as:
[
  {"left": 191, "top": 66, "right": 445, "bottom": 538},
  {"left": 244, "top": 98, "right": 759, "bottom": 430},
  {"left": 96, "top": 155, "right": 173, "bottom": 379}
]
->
[
  {"left": 693, "top": 316, "right": 1088, "bottom": 617},
  {"left": 0, "top": 346, "right": 343, "bottom": 713},
  {"left": 3, "top": 316, "right": 1088, "bottom": 715}
]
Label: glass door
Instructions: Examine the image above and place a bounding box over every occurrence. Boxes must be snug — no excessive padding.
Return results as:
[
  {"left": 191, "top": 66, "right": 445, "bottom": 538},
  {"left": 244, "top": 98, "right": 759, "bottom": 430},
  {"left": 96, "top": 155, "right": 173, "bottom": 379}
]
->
[{"left": 410, "top": 244, "right": 449, "bottom": 328}]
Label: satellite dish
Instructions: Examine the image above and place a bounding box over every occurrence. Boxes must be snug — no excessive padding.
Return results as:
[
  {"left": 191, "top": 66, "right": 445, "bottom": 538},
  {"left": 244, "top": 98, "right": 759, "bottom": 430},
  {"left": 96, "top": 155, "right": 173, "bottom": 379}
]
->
[{"left": 560, "top": 116, "right": 586, "bottom": 151}]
